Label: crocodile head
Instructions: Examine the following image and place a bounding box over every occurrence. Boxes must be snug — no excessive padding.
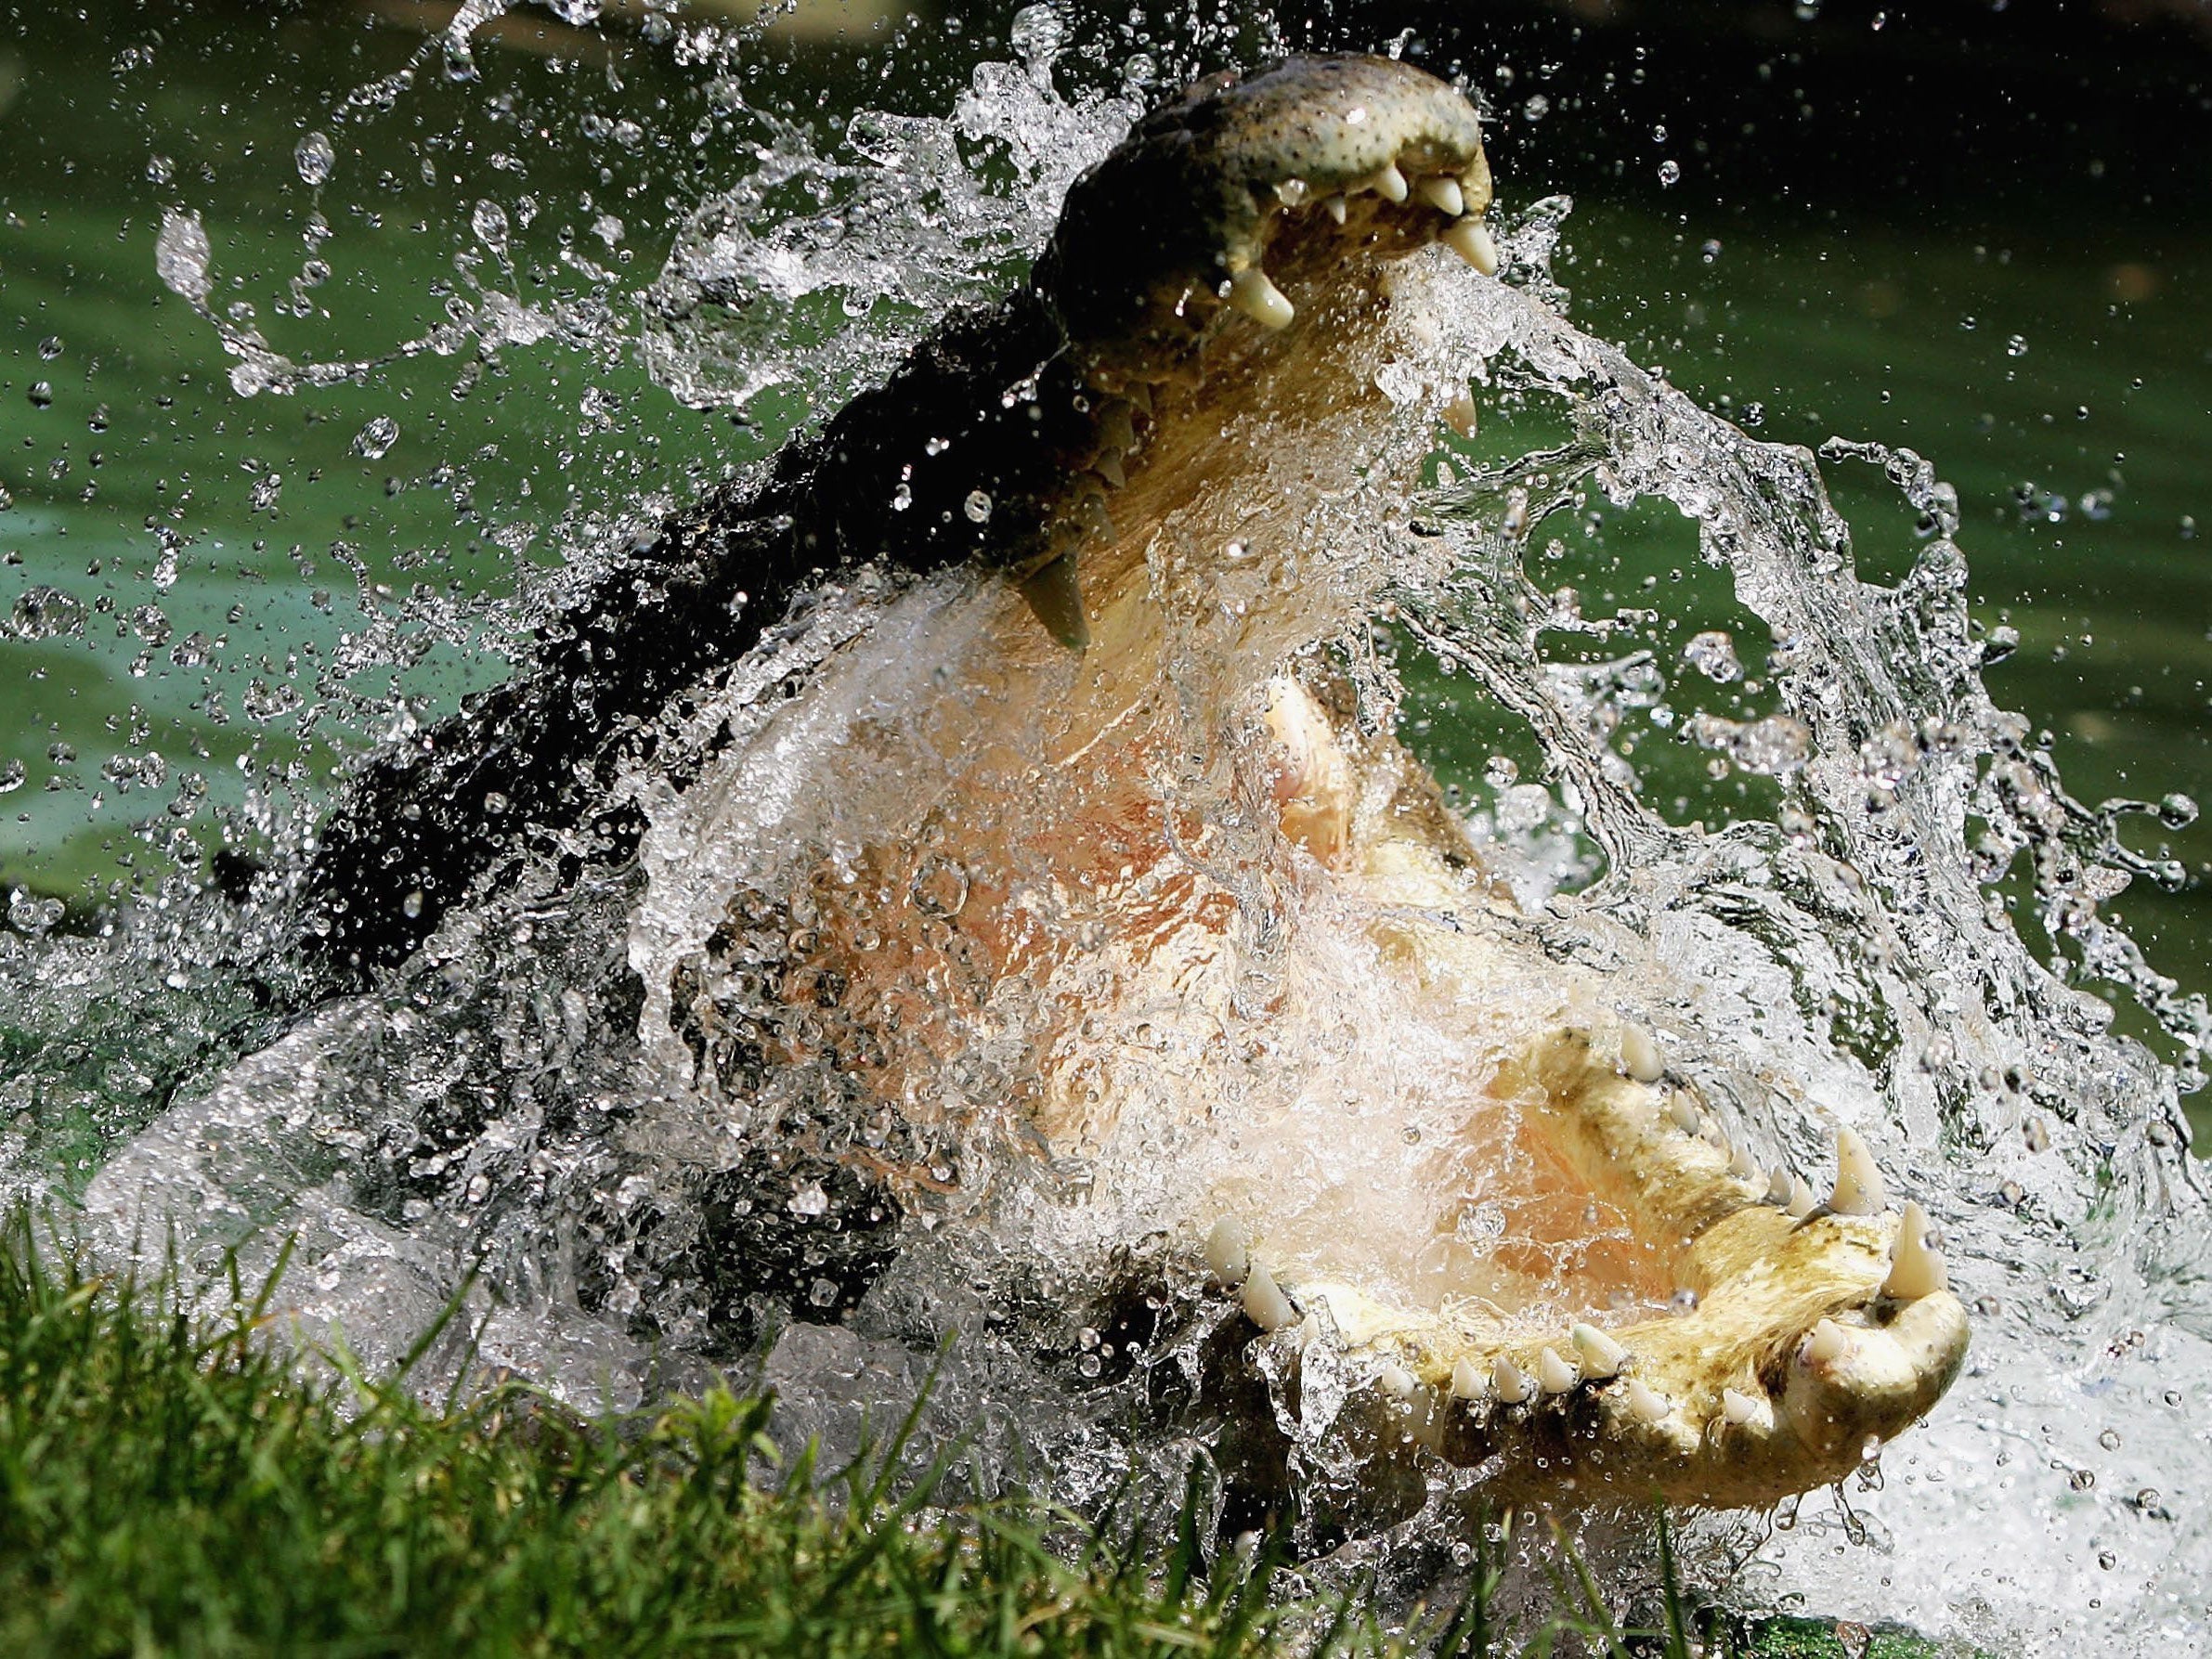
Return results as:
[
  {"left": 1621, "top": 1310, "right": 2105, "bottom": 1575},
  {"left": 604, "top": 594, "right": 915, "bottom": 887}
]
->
[{"left": 651, "top": 53, "right": 1969, "bottom": 1512}]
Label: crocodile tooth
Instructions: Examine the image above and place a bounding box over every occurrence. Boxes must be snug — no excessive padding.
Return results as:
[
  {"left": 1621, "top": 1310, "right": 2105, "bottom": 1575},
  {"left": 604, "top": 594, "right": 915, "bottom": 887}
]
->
[
  {"left": 1570, "top": 1323, "right": 1626, "bottom": 1380},
  {"left": 1828, "top": 1127, "right": 1886, "bottom": 1215},
  {"left": 1441, "top": 391, "right": 1477, "bottom": 439},
  {"left": 1729, "top": 1143, "right": 1760, "bottom": 1181},
  {"left": 1204, "top": 1215, "right": 1249, "bottom": 1286},
  {"left": 1802, "top": 1317, "right": 1850, "bottom": 1364},
  {"left": 1242, "top": 1262, "right": 1296, "bottom": 1331},
  {"left": 1450, "top": 1355, "right": 1485, "bottom": 1400},
  {"left": 1321, "top": 193, "right": 1347, "bottom": 225},
  {"left": 1882, "top": 1200, "right": 1949, "bottom": 1299},
  {"left": 1765, "top": 1167, "right": 1793, "bottom": 1206},
  {"left": 1626, "top": 1380, "right": 1672, "bottom": 1424},
  {"left": 1722, "top": 1387, "right": 1763, "bottom": 1426},
  {"left": 1092, "top": 450, "right": 1126, "bottom": 489},
  {"left": 1018, "top": 552, "right": 1088, "bottom": 651},
  {"left": 1492, "top": 1354, "right": 1534, "bottom": 1405},
  {"left": 1787, "top": 1173, "right": 1817, "bottom": 1218},
  {"left": 1536, "top": 1346, "right": 1578, "bottom": 1394},
  {"left": 1620, "top": 1021, "right": 1664, "bottom": 1083},
  {"left": 1669, "top": 1094, "right": 1701, "bottom": 1134},
  {"left": 1098, "top": 398, "right": 1138, "bottom": 454},
  {"left": 1367, "top": 162, "right": 1409, "bottom": 202},
  {"left": 1376, "top": 1359, "right": 1418, "bottom": 1397},
  {"left": 1442, "top": 217, "right": 1499, "bottom": 275},
  {"left": 1415, "top": 175, "right": 1464, "bottom": 216},
  {"left": 1227, "top": 267, "right": 1295, "bottom": 331}
]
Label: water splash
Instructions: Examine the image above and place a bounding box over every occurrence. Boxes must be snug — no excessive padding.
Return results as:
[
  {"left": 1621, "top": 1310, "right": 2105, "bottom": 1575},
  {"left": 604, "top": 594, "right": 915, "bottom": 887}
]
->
[{"left": 7, "top": 14, "right": 2210, "bottom": 1654}]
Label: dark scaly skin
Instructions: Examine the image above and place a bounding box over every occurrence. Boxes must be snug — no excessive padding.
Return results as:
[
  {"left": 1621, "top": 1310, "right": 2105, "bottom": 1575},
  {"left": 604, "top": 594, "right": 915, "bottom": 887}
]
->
[
  {"left": 295, "top": 291, "right": 1083, "bottom": 976},
  {"left": 294, "top": 55, "right": 1492, "bottom": 980}
]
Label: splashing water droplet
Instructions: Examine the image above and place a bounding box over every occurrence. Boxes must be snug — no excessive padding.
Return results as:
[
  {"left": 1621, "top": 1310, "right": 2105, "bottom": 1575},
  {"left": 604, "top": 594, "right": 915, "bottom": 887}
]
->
[
  {"left": 1658, "top": 159, "right": 1682, "bottom": 187},
  {"left": 154, "top": 209, "right": 213, "bottom": 305},
  {"left": 1684, "top": 629, "right": 1742, "bottom": 683},
  {"left": 294, "top": 130, "right": 335, "bottom": 188},
  {"left": 7, "top": 890, "right": 63, "bottom": 936},
  {"left": 471, "top": 200, "right": 509, "bottom": 253},
  {"left": 354, "top": 416, "right": 399, "bottom": 460},
  {"left": 10, "top": 586, "right": 85, "bottom": 640}
]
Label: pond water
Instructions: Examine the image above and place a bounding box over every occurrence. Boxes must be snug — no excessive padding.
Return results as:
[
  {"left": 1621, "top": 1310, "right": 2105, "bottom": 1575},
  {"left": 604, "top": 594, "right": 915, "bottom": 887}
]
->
[{"left": 1, "top": 2, "right": 2208, "bottom": 1651}]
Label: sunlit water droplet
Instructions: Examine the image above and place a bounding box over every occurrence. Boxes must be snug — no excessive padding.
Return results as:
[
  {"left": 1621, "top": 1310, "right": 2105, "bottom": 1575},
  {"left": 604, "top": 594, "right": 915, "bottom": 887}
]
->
[
  {"left": 294, "top": 130, "right": 335, "bottom": 188},
  {"left": 354, "top": 416, "right": 399, "bottom": 460},
  {"left": 153, "top": 209, "right": 212, "bottom": 305},
  {"left": 471, "top": 199, "right": 509, "bottom": 253},
  {"left": 9, "top": 586, "right": 85, "bottom": 639}
]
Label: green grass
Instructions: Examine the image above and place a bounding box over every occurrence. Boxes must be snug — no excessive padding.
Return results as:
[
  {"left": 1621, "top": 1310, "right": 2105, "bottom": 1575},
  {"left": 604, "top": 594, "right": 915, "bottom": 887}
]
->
[{"left": 0, "top": 1214, "right": 1947, "bottom": 1658}]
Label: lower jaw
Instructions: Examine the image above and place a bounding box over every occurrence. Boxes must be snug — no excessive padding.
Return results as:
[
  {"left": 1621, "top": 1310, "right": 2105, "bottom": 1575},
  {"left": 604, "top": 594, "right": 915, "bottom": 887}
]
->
[{"left": 1048, "top": 843, "right": 1971, "bottom": 1510}]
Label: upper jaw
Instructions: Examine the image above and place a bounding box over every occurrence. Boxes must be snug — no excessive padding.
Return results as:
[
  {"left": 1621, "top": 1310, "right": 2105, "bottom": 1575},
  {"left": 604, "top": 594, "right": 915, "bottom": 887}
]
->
[
  {"left": 1003, "top": 55, "right": 1496, "bottom": 643},
  {"left": 1034, "top": 54, "right": 1496, "bottom": 387}
]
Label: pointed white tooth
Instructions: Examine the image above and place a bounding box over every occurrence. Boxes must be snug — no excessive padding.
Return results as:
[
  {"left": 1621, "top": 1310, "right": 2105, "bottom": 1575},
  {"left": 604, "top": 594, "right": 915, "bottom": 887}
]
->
[
  {"left": 1416, "top": 175, "right": 1465, "bottom": 216},
  {"left": 1669, "top": 1095, "right": 1701, "bottom": 1134},
  {"left": 1722, "top": 1387, "right": 1762, "bottom": 1426},
  {"left": 1376, "top": 1360, "right": 1418, "bottom": 1398},
  {"left": 1626, "top": 1379, "right": 1671, "bottom": 1424},
  {"left": 1536, "top": 1346, "right": 1578, "bottom": 1394},
  {"left": 1570, "top": 1324, "right": 1626, "bottom": 1380},
  {"left": 1242, "top": 1262, "right": 1296, "bottom": 1331},
  {"left": 1321, "top": 193, "right": 1347, "bottom": 225},
  {"left": 1787, "top": 1174, "right": 1817, "bottom": 1218},
  {"left": 1620, "top": 1022, "right": 1664, "bottom": 1084},
  {"left": 1492, "top": 1354, "right": 1533, "bottom": 1405},
  {"left": 1451, "top": 1356, "right": 1485, "bottom": 1400},
  {"left": 1882, "top": 1200, "right": 1949, "bottom": 1300},
  {"left": 1765, "top": 1167, "right": 1793, "bottom": 1206},
  {"left": 1442, "top": 217, "right": 1500, "bottom": 276},
  {"left": 1828, "top": 1127, "right": 1887, "bottom": 1215},
  {"left": 1802, "top": 1317, "right": 1850, "bottom": 1365},
  {"left": 1729, "top": 1143, "right": 1760, "bottom": 1181},
  {"left": 1204, "top": 1216, "right": 1249, "bottom": 1286},
  {"left": 1441, "top": 391, "right": 1478, "bottom": 440},
  {"left": 1368, "top": 162, "right": 1409, "bottom": 202},
  {"left": 1227, "top": 267, "right": 1295, "bottom": 331}
]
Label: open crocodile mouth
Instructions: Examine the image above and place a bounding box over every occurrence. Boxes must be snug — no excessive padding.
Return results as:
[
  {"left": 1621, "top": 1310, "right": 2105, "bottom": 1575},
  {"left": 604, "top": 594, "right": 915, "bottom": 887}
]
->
[{"left": 626, "top": 55, "right": 1970, "bottom": 1512}]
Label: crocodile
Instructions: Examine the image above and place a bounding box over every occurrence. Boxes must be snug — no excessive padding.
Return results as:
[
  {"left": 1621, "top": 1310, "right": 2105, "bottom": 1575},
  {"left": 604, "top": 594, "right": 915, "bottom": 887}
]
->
[{"left": 222, "top": 54, "right": 1968, "bottom": 1511}]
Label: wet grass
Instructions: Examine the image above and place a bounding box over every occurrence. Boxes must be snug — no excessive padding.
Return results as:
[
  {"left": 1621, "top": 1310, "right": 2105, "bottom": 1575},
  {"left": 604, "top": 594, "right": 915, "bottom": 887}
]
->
[{"left": 0, "top": 1213, "right": 1948, "bottom": 1658}]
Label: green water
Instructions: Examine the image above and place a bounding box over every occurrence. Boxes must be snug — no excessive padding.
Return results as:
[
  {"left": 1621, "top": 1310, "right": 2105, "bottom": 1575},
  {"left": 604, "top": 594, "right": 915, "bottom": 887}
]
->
[{"left": 1, "top": 4, "right": 2206, "bottom": 1133}]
